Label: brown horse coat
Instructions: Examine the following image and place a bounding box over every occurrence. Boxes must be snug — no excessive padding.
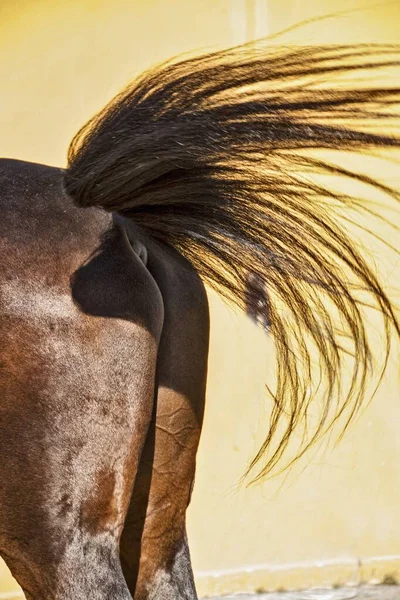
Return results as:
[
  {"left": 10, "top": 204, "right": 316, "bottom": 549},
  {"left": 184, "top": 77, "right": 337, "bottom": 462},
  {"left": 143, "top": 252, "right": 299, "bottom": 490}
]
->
[{"left": 0, "top": 159, "right": 208, "bottom": 599}]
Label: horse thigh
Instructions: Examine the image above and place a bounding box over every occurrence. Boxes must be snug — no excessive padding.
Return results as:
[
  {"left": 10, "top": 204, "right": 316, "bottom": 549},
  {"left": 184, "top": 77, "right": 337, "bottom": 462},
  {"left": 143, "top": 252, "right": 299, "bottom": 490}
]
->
[
  {"left": 0, "top": 245, "right": 163, "bottom": 600},
  {"left": 120, "top": 244, "right": 209, "bottom": 600}
]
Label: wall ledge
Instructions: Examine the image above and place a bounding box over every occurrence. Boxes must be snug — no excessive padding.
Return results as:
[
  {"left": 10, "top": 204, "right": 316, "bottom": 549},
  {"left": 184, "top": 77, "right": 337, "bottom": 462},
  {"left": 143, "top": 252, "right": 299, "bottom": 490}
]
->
[{"left": 195, "top": 555, "right": 400, "bottom": 597}]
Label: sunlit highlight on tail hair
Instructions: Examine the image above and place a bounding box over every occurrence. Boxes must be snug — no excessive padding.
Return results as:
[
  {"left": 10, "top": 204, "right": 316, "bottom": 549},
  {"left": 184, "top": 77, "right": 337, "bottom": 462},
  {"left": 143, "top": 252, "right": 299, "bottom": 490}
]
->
[{"left": 64, "top": 41, "right": 400, "bottom": 480}]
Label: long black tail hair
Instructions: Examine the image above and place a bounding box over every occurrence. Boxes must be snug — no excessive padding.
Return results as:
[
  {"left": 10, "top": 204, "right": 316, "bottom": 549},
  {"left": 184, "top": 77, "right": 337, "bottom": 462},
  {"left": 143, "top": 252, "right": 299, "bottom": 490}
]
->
[{"left": 64, "top": 41, "right": 400, "bottom": 480}]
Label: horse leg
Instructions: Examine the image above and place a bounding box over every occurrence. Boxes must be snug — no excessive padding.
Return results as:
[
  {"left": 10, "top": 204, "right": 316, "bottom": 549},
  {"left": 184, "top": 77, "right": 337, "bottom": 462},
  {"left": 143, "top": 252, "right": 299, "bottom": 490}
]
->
[
  {"left": 0, "top": 230, "right": 164, "bottom": 600},
  {"left": 119, "top": 241, "right": 209, "bottom": 600}
]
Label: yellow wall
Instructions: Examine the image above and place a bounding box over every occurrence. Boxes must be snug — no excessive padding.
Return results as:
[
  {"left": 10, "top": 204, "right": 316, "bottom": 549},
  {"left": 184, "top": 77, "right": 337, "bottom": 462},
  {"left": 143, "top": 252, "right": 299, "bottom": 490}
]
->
[{"left": 1, "top": 1, "right": 400, "bottom": 597}]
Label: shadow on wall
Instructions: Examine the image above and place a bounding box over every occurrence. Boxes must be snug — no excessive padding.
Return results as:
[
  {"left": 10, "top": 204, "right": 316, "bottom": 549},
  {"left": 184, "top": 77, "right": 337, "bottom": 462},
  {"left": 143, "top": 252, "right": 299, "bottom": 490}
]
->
[{"left": 245, "top": 271, "right": 271, "bottom": 332}]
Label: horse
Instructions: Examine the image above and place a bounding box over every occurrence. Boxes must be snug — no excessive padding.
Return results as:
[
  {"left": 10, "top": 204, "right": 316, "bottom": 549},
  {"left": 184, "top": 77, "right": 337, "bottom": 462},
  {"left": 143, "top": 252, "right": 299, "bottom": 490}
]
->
[{"left": 1, "top": 40, "right": 400, "bottom": 600}]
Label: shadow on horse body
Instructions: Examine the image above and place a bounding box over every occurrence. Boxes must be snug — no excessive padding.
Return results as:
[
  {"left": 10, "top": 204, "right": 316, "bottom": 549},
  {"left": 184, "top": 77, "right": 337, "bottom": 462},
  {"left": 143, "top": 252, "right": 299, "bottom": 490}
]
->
[{"left": 1, "top": 40, "right": 400, "bottom": 599}]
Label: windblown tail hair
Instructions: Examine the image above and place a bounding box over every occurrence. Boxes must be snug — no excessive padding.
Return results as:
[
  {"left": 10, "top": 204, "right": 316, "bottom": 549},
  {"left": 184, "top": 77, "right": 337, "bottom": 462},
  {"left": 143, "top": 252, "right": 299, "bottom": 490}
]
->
[{"left": 64, "top": 41, "right": 400, "bottom": 480}]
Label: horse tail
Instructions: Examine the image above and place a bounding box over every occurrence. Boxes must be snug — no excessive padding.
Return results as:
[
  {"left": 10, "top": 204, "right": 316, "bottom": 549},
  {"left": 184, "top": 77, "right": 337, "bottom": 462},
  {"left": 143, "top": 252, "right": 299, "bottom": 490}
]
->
[{"left": 64, "top": 41, "right": 400, "bottom": 480}]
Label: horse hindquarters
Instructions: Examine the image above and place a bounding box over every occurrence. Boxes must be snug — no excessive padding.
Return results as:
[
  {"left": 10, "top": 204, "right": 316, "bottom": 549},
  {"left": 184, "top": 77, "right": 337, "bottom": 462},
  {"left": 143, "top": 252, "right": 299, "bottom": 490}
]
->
[
  {"left": 120, "top": 236, "right": 210, "bottom": 600},
  {"left": 0, "top": 226, "right": 164, "bottom": 600}
]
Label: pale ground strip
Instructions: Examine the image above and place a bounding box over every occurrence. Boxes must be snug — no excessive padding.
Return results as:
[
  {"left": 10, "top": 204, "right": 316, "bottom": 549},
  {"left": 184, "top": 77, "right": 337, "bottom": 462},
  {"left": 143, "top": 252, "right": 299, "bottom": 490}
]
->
[{"left": 208, "top": 586, "right": 400, "bottom": 599}]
